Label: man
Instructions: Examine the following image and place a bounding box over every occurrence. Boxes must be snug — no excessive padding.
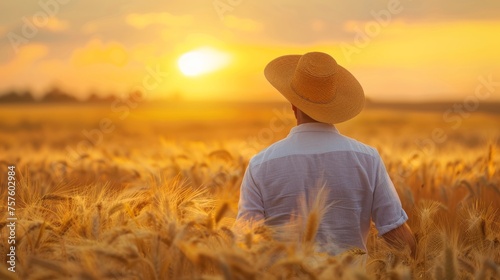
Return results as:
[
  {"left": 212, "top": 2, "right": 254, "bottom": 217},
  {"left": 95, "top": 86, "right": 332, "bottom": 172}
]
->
[{"left": 237, "top": 52, "right": 416, "bottom": 257}]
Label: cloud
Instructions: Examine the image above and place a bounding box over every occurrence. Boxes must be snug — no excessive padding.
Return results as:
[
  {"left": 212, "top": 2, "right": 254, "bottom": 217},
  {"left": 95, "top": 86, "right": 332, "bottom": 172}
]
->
[
  {"left": 223, "top": 15, "right": 264, "bottom": 32},
  {"left": 0, "top": 44, "right": 48, "bottom": 87},
  {"left": 125, "top": 12, "right": 193, "bottom": 29},
  {"left": 71, "top": 39, "right": 129, "bottom": 67},
  {"left": 80, "top": 16, "right": 128, "bottom": 37},
  {"left": 310, "top": 19, "right": 326, "bottom": 33},
  {"left": 42, "top": 17, "right": 70, "bottom": 32},
  {"left": 0, "top": 44, "right": 48, "bottom": 70}
]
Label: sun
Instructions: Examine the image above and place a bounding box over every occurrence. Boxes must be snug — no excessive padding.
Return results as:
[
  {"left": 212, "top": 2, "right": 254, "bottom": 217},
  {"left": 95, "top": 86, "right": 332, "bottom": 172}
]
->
[{"left": 178, "top": 47, "right": 230, "bottom": 77}]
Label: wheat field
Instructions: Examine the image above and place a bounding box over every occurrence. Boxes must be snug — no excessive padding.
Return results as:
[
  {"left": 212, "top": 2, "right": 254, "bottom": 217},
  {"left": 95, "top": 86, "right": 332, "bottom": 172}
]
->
[{"left": 0, "top": 102, "right": 499, "bottom": 279}]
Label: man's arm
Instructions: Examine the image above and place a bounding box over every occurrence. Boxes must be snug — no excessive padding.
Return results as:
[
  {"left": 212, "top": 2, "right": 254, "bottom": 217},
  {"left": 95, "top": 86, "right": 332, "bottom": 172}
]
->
[
  {"left": 236, "top": 165, "right": 265, "bottom": 222},
  {"left": 372, "top": 152, "right": 415, "bottom": 257},
  {"left": 381, "top": 223, "right": 416, "bottom": 258}
]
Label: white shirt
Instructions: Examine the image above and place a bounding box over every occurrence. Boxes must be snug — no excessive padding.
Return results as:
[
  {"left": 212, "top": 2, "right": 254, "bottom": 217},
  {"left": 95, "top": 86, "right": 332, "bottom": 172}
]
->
[{"left": 237, "top": 123, "right": 407, "bottom": 253}]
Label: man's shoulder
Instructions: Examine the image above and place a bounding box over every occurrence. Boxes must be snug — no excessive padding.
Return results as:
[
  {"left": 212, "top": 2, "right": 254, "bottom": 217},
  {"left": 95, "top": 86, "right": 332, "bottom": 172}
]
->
[
  {"left": 249, "top": 138, "right": 289, "bottom": 167},
  {"left": 340, "top": 134, "right": 380, "bottom": 157}
]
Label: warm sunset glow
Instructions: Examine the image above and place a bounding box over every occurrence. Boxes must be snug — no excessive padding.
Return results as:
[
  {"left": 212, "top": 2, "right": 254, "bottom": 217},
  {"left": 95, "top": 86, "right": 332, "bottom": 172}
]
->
[
  {"left": 178, "top": 47, "right": 230, "bottom": 77},
  {"left": 1, "top": 2, "right": 499, "bottom": 102}
]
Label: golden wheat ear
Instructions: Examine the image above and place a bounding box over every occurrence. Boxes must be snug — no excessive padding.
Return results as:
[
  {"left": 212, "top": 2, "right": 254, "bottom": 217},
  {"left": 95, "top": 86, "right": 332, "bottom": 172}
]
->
[{"left": 296, "top": 181, "right": 336, "bottom": 249}]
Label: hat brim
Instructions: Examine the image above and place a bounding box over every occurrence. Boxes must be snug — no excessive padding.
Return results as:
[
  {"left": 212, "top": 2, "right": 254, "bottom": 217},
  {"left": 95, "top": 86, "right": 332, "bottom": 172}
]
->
[{"left": 264, "top": 55, "right": 365, "bottom": 124}]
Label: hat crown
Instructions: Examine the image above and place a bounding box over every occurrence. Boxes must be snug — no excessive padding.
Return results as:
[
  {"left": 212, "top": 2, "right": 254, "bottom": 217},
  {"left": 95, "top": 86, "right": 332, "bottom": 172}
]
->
[{"left": 291, "top": 52, "right": 338, "bottom": 104}]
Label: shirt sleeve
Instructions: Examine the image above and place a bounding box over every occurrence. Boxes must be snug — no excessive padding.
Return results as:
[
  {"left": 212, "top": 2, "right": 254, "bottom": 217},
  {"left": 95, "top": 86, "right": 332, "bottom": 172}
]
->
[
  {"left": 236, "top": 163, "right": 265, "bottom": 222},
  {"left": 371, "top": 154, "right": 408, "bottom": 235}
]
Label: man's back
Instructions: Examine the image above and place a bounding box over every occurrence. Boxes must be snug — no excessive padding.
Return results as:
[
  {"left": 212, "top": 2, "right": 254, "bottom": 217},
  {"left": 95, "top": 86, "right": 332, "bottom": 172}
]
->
[{"left": 237, "top": 123, "right": 407, "bottom": 253}]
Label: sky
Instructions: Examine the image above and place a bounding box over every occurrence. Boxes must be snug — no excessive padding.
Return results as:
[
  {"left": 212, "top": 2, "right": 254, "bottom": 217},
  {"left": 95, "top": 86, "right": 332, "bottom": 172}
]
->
[{"left": 0, "top": 0, "right": 499, "bottom": 102}]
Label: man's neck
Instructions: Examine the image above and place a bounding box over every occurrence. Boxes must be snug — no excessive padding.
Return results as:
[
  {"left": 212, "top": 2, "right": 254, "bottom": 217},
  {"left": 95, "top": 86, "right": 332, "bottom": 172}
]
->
[
  {"left": 297, "top": 119, "right": 320, "bottom": 125},
  {"left": 294, "top": 107, "right": 321, "bottom": 125}
]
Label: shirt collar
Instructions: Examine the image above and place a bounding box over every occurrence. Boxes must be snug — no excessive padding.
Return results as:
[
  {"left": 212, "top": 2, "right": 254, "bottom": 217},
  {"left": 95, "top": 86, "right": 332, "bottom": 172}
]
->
[{"left": 289, "top": 122, "right": 339, "bottom": 135}]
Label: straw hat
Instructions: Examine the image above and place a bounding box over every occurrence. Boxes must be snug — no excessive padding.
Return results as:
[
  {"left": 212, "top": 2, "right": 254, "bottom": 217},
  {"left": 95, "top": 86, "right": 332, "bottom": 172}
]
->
[{"left": 264, "top": 52, "right": 365, "bottom": 124}]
